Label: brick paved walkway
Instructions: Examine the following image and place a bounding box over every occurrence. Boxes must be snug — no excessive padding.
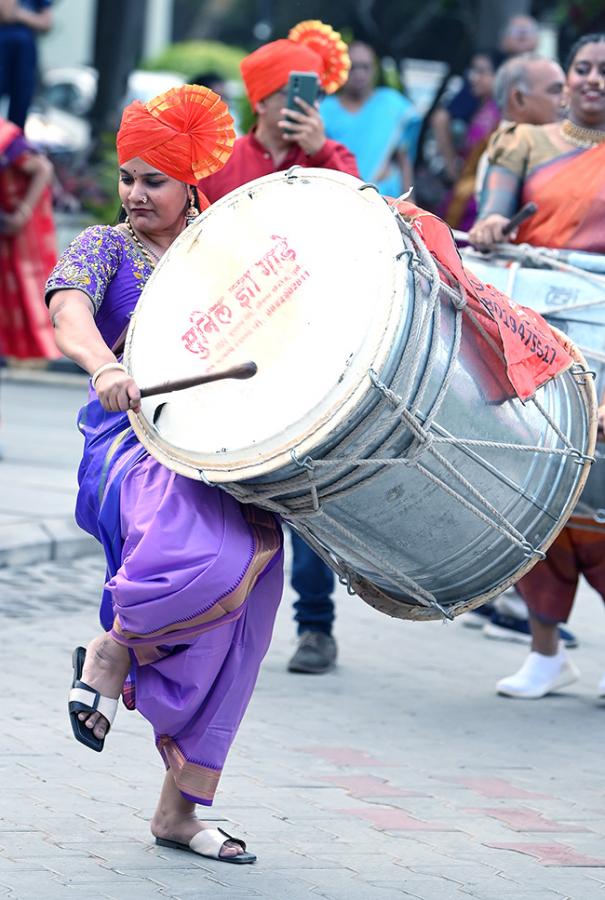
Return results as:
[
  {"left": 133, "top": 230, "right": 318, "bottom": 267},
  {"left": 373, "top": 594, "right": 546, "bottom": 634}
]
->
[{"left": 3, "top": 551, "right": 605, "bottom": 899}]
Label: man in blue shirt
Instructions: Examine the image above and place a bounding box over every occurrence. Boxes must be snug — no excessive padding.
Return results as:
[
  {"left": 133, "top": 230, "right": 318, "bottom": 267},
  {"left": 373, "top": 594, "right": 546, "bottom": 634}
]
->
[
  {"left": 320, "top": 41, "right": 420, "bottom": 198},
  {"left": 0, "top": 0, "right": 53, "bottom": 128}
]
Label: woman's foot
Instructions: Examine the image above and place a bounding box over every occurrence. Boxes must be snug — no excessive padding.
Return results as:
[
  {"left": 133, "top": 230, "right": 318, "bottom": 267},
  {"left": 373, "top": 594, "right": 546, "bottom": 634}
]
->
[
  {"left": 151, "top": 769, "right": 245, "bottom": 860},
  {"left": 77, "top": 634, "right": 131, "bottom": 740},
  {"left": 151, "top": 812, "right": 244, "bottom": 859}
]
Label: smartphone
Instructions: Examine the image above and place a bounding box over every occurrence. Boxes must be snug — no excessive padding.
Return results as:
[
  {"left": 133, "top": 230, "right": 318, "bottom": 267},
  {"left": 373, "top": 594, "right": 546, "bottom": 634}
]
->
[{"left": 283, "top": 71, "right": 319, "bottom": 132}]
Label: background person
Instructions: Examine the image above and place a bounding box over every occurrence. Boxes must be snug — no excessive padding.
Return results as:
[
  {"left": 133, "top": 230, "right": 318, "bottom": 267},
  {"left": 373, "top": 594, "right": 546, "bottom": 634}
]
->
[
  {"left": 0, "top": 115, "right": 58, "bottom": 363},
  {"left": 430, "top": 14, "right": 538, "bottom": 199},
  {"left": 47, "top": 84, "right": 283, "bottom": 864},
  {"left": 200, "top": 21, "right": 359, "bottom": 676},
  {"left": 470, "top": 34, "right": 605, "bottom": 251},
  {"left": 468, "top": 53, "right": 570, "bottom": 644},
  {"left": 439, "top": 49, "right": 501, "bottom": 230},
  {"left": 0, "top": 0, "right": 53, "bottom": 129},
  {"left": 472, "top": 54, "right": 565, "bottom": 233},
  {"left": 468, "top": 34, "right": 605, "bottom": 699},
  {"left": 200, "top": 20, "right": 356, "bottom": 204},
  {"left": 320, "top": 40, "right": 420, "bottom": 197}
]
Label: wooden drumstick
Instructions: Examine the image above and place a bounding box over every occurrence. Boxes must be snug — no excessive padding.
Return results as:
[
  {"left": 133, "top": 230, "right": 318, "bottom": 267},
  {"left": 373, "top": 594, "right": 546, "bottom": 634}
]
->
[
  {"left": 502, "top": 202, "right": 538, "bottom": 236},
  {"left": 140, "top": 361, "right": 258, "bottom": 398}
]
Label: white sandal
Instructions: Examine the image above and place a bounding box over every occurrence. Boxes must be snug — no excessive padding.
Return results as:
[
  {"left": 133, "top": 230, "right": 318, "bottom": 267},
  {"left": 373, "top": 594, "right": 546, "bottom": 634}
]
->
[{"left": 156, "top": 827, "right": 256, "bottom": 864}]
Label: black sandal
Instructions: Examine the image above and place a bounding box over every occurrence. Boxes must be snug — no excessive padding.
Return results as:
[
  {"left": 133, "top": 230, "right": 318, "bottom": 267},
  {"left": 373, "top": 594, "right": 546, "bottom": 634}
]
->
[{"left": 68, "top": 646, "right": 118, "bottom": 752}]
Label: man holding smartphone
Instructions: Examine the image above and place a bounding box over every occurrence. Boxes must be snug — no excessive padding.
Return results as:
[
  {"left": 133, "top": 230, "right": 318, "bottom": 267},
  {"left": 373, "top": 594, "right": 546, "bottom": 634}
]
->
[
  {"left": 200, "top": 21, "right": 358, "bottom": 204},
  {"left": 200, "top": 22, "right": 358, "bottom": 675}
]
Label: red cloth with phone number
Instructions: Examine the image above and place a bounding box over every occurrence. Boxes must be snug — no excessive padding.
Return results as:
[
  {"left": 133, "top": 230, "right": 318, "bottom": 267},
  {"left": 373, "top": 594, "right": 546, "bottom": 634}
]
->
[{"left": 390, "top": 199, "right": 575, "bottom": 401}]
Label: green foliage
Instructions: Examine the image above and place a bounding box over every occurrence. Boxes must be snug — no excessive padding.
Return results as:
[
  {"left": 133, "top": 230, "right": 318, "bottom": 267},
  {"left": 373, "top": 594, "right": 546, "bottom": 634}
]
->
[
  {"left": 82, "top": 134, "right": 120, "bottom": 224},
  {"left": 141, "top": 40, "right": 247, "bottom": 81},
  {"left": 237, "top": 95, "right": 255, "bottom": 134}
]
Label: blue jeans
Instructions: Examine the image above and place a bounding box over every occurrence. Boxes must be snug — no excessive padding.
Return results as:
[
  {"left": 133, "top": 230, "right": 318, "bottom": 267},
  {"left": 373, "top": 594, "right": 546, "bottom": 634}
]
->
[
  {"left": 290, "top": 530, "right": 335, "bottom": 636},
  {"left": 0, "top": 28, "right": 37, "bottom": 129}
]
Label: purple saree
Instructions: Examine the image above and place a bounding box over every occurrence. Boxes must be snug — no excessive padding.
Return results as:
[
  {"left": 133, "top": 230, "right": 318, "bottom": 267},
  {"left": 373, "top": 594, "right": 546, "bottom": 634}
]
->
[{"left": 46, "top": 225, "right": 284, "bottom": 804}]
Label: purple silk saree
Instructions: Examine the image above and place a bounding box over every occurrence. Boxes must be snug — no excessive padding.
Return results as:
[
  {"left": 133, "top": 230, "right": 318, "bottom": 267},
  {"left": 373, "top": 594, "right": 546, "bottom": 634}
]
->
[{"left": 46, "top": 225, "right": 284, "bottom": 804}]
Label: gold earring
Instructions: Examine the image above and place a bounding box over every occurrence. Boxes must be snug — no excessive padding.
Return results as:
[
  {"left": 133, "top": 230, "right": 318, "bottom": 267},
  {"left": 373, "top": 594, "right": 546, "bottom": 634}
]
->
[{"left": 186, "top": 196, "right": 199, "bottom": 226}]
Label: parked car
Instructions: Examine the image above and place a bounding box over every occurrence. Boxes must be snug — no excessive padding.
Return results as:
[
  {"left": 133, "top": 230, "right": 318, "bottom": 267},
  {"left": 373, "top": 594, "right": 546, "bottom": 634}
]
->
[{"left": 25, "top": 66, "right": 185, "bottom": 157}]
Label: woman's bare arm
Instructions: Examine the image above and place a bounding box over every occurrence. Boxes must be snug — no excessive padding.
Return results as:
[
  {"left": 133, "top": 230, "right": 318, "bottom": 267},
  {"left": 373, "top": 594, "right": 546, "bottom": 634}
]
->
[
  {"left": 430, "top": 107, "right": 460, "bottom": 182},
  {"left": 49, "top": 290, "right": 141, "bottom": 412},
  {"left": 1, "top": 153, "right": 54, "bottom": 236}
]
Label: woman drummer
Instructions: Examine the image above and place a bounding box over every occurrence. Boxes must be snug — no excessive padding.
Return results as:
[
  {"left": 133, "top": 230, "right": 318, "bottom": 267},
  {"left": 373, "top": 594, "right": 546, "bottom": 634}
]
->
[
  {"left": 46, "top": 85, "right": 283, "bottom": 864},
  {"left": 469, "top": 34, "right": 605, "bottom": 700},
  {"left": 470, "top": 33, "right": 605, "bottom": 251}
]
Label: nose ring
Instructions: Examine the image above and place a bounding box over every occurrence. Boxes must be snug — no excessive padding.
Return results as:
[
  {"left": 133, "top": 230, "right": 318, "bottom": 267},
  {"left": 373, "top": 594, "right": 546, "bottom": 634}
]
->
[{"left": 141, "top": 195, "right": 148, "bottom": 204}]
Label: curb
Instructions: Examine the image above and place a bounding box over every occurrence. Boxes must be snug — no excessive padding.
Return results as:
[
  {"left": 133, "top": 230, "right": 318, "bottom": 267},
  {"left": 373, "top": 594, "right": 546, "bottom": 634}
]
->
[
  {"left": 0, "top": 516, "right": 99, "bottom": 568},
  {"left": 0, "top": 368, "right": 88, "bottom": 389}
]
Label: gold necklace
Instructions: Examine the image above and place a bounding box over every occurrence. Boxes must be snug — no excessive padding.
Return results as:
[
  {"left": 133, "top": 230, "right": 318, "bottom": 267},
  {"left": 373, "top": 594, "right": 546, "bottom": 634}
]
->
[
  {"left": 125, "top": 217, "right": 161, "bottom": 268},
  {"left": 560, "top": 118, "right": 605, "bottom": 148}
]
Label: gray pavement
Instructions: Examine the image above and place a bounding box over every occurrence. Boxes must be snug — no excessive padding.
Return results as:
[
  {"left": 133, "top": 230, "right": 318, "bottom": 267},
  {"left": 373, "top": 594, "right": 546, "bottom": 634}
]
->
[
  {"left": 0, "top": 372, "right": 96, "bottom": 566},
  {"left": 3, "top": 372, "right": 605, "bottom": 899}
]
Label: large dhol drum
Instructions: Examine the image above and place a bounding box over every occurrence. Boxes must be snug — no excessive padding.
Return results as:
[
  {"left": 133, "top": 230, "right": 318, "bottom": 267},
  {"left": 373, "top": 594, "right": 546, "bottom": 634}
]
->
[
  {"left": 125, "top": 169, "right": 596, "bottom": 620},
  {"left": 462, "top": 246, "right": 605, "bottom": 529}
]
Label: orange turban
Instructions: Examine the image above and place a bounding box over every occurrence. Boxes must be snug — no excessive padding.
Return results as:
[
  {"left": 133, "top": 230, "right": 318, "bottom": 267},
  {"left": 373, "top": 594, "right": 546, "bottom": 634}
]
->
[
  {"left": 241, "top": 20, "right": 351, "bottom": 107},
  {"left": 116, "top": 84, "right": 235, "bottom": 185}
]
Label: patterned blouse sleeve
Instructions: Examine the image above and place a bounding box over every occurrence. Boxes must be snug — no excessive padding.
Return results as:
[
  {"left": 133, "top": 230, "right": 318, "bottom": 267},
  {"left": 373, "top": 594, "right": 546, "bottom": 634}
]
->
[
  {"left": 45, "top": 225, "right": 122, "bottom": 313},
  {"left": 477, "top": 124, "right": 531, "bottom": 219},
  {"left": 487, "top": 123, "right": 532, "bottom": 179}
]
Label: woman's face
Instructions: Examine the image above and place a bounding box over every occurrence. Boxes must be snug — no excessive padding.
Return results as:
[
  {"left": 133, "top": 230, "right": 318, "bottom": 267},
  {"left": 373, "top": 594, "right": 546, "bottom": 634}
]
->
[
  {"left": 118, "top": 157, "right": 190, "bottom": 233},
  {"left": 468, "top": 55, "right": 495, "bottom": 101},
  {"left": 567, "top": 41, "right": 605, "bottom": 126}
]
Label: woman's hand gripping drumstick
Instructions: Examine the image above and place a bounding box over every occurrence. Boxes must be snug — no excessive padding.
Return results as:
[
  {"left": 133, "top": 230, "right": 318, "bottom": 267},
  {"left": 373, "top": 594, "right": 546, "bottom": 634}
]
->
[
  {"left": 94, "top": 362, "right": 257, "bottom": 414},
  {"left": 467, "top": 202, "right": 538, "bottom": 250},
  {"left": 140, "top": 361, "right": 258, "bottom": 398}
]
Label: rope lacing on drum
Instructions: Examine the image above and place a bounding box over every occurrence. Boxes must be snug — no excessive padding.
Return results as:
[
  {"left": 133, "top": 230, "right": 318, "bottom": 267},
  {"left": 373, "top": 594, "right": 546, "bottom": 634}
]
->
[{"left": 221, "top": 211, "right": 590, "bottom": 621}]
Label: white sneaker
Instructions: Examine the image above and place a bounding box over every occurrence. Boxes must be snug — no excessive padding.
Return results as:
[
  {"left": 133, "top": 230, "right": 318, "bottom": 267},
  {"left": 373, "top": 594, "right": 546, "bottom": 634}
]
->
[
  {"left": 597, "top": 673, "right": 605, "bottom": 699},
  {"left": 496, "top": 646, "right": 580, "bottom": 699}
]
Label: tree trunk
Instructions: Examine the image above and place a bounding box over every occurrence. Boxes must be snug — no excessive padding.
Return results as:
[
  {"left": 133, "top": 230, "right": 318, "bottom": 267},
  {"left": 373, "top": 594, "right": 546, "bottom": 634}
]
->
[{"left": 90, "top": 0, "right": 148, "bottom": 141}]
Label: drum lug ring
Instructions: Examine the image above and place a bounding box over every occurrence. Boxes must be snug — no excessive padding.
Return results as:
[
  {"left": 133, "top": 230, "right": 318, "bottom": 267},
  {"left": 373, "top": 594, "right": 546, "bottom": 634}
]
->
[
  {"left": 290, "top": 448, "right": 315, "bottom": 471},
  {"left": 569, "top": 449, "right": 595, "bottom": 465}
]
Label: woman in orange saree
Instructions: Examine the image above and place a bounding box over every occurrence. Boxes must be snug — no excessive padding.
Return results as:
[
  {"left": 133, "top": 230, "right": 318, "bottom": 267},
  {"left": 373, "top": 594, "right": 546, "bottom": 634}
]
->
[
  {"left": 470, "top": 36, "right": 605, "bottom": 253},
  {"left": 469, "top": 34, "right": 605, "bottom": 700},
  {"left": 0, "top": 116, "right": 59, "bottom": 361}
]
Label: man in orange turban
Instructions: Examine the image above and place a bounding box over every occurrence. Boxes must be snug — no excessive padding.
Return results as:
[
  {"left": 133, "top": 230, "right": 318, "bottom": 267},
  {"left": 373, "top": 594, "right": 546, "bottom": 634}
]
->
[
  {"left": 201, "top": 20, "right": 359, "bottom": 204},
  {"left": 200, "top": 23, "right": 358, "bottom": 677}
]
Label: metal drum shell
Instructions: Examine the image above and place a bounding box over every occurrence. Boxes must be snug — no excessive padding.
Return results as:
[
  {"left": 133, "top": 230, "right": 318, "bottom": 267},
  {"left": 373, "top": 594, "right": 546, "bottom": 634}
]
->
[
  {"left": 125, "top": 172, "right": 597, "bottom": 620},
  {"left": 462, "top": 249, "right": 605, "bottom": 535}
]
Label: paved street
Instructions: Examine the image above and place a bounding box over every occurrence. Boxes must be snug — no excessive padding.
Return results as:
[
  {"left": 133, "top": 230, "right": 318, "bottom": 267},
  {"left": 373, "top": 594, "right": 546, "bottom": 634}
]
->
[
  {"left": 3, "top": 378, "right": 605, "bottom": 899},
  {"left": 0, "top": 374, "right": 96, "bottom": 566}
]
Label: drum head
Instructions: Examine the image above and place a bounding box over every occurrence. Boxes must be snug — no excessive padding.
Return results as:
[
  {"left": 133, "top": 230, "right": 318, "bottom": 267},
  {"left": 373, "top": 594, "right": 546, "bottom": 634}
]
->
[{"left": 125, "top": 169, "right": 407, "bottom": 482}]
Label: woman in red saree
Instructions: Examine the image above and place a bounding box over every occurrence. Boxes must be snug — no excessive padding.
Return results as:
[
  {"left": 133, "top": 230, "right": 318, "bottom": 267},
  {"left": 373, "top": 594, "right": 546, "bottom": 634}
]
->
[
  {"left": 0, "top": 116, "right": 59, "bottom": 361},
  {"left": 469, "top": 34, "right": 605, "bottom": 700}
]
